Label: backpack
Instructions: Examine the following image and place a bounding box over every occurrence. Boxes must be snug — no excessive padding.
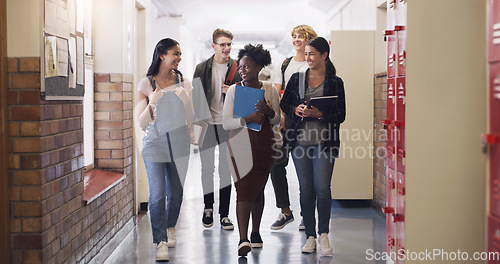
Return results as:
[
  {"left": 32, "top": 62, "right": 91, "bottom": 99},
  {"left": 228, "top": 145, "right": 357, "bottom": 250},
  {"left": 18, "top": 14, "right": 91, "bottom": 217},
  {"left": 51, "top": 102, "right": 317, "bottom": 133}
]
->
[{"left": 281, "top": 56, "right": 293, "bottom": 86}]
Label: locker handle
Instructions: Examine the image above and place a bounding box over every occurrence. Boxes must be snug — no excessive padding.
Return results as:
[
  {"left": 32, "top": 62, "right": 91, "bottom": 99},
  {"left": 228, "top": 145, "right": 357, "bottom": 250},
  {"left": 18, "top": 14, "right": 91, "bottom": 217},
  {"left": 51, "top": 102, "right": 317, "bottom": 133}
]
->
[
  {"left": 382, "top": 119, "right": 391, "bottom": 129},
  {"left": 392, "top": 120, "right": 401, "bottom": 127},
  {"left": 393, "top": 213, "right": 404, "bottom": 222},
  {"left": 394, "top": 25, "right": 406, "bottom": 31},
  {"left": 384, "top": 30, "right": 395, "bottom": 36},
  {"left": 382, "top": 207, "right": 394, "bottom": 214},
  {"left": 482, "top": 133, "right": 499, "bottom": 144}
]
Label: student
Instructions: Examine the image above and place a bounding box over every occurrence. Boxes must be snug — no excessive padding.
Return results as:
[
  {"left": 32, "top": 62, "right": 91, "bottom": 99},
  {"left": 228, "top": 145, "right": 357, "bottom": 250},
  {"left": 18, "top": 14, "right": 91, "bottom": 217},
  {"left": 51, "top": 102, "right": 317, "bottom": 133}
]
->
[
  {"left": 136, "top": 38, "right": 194, "bottom": 261},
  {"left": 222, "top": 44, "right": 280, "bottom": 256},
  {"left": 193, "top": 29, "right": 241, "bottom": 230},
  {"left": 280, "top": 37, "right": 346, "bottom": 255},
  {"left": 270, "top": 25, "right": 317, "bottom": 231}
]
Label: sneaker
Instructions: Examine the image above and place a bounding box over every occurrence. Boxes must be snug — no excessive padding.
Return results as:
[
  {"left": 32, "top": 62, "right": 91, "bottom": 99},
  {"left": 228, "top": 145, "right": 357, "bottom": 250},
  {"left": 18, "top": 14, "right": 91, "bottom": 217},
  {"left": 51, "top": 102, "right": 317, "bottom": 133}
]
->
[
  {"left": 301, "top": 236, "right": 316, "bottom": 253},
  {"left": 202, "top": 208, "right": 214, "bottom": 228},
  {"left": 166, "top": 227, "right": 176, "bottom": 247},
  {"left": 318, "top": 233, "right": 332, "bottom": 255},
  {"left": 250, "top": 232, "right": 263, "bottom": 248},
  {"left": 298, "top": 218, "right": 305, "bottom": 231},
  {"left": 270, "top": 212, "right": 294, "bottom": 230},
  {"left": 220, "top": 217, "right": 234, "bottom": 230},
  {"left": 238, "top": 239, "right": 252, "bottom": 256},
  {"left": 156, "top": 241, "right": 169, "bottom": 261}
]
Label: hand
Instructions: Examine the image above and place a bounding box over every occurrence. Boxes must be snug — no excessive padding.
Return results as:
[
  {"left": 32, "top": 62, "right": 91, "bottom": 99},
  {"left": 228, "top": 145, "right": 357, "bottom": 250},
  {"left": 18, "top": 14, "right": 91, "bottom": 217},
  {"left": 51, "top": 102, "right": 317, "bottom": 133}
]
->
[
  {"left": 245, "top": 111, "right": 266, "bottom": 125},
  {"left": 303, "top": 105, "right": 323, "bottom": 119},
  {"left": 221, "top": 84, "right": 230, "bottom": 94},
  {"left": 255, "top": 100, "right": 274, "bottom": 118},
  {"left": 149, "top": 87, "right": 164, "bottom": 105},
  {"left": 295, "top": 103, "right": 307, "bottom": 117},
  {"left": 280, "top": 113, "right": 286, "bottom": 131}
]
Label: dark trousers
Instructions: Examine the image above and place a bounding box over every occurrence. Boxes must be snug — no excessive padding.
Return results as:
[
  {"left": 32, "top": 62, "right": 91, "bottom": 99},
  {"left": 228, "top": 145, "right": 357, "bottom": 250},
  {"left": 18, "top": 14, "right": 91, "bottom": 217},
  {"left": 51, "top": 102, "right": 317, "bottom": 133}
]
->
[
  {"left": 200, "top": 124, "right": 231, "bottom": 218},
  {"left": 270, "top": 143, "right": 291, "bottom": 209}
]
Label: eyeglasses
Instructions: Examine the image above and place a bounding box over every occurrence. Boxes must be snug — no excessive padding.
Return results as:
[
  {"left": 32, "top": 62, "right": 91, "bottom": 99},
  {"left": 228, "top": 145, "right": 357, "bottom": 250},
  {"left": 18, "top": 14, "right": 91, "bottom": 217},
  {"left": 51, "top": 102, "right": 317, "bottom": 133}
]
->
[{"left": 214, "top": 42, "right": 232, "bottom": 48}]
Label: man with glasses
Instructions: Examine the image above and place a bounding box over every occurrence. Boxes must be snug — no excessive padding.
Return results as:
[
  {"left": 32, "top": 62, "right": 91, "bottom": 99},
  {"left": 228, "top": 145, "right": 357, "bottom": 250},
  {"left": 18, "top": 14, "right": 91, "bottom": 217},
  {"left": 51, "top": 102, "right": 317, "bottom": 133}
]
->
[{"left": 193, "top": 28, "right": 241, "bottom": 230}]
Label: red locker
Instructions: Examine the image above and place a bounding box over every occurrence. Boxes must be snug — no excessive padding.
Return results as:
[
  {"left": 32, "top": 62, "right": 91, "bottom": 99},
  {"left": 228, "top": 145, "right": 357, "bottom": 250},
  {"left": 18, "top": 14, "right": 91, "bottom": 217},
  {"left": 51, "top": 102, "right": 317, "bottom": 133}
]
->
[
  {"left": 386, "top": 78, "right": 397, "bottom": 169},
  {"left": 387, "top": 0, "right": 397, "bottom": 31},
  {"left": 396, "top": 0, "right": 407, "bottom": 27},
  {"left": 383, "top": 168, "right": 397, "bottom": 260},
  {"left": 395, "top": 171, "right": 406, "bottom": 264},
  {"left": 385, "top": 30, "right": 397, "bottom": 78},
  {"left": 489, "top": 62, "right": 500, "bottom": 217},
  {"left": 488, "top": 0, "right": 500, "bottom": 63},
  {"left": 396, "top": 77, "right": 406, "bottom": 173},
  {"left": 488, "top": 214, "right": 500, "bottom": 264},
  {"left": 396, "top": 26, "right": 406, "bottom": 77}
]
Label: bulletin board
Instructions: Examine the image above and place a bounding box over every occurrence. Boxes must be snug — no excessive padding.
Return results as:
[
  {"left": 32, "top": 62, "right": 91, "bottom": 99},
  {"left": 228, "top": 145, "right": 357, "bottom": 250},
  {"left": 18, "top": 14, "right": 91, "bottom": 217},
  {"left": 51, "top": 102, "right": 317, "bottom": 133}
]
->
[{"left": 41, "top": 0, "right": 84, "bottom": 100}]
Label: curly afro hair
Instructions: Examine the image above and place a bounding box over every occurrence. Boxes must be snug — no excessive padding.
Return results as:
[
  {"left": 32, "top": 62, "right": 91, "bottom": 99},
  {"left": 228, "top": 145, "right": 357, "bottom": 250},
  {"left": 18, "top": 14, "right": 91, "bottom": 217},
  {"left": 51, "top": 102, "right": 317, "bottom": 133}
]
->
[{"left": 237, "top": 44, "right": 272, "bottom": 67}]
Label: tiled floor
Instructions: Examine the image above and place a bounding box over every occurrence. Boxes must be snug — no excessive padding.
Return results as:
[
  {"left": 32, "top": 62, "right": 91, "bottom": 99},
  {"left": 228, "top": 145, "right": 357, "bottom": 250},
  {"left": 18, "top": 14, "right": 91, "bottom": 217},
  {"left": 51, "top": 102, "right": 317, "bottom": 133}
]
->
[{"left": 103, "top": 147, "right": 386, "bottom": 264}]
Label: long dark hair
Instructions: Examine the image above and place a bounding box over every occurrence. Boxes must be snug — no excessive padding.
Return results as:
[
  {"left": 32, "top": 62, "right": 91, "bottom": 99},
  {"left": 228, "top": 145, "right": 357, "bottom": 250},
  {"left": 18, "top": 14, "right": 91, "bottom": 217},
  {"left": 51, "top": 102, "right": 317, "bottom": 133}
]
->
[
  {"left": 146, "top": 38, "right": 184, "bottom": 84},
  {"left": 306, "top": 37, "right": 336, "bottom": 75}
]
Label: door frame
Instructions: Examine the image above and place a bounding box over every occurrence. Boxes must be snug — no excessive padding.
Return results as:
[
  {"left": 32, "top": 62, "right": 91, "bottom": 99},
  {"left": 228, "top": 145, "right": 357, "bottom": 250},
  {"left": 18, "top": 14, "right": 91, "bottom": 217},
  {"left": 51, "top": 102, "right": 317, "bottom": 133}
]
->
[{"left": 0, "top": 0, "right": 10, "bottom": 262}]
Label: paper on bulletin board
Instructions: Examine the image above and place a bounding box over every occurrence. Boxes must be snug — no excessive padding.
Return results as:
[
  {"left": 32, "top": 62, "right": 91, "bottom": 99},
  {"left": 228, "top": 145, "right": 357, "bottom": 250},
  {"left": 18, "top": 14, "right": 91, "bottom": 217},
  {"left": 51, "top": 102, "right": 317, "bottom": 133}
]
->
[
  {"left": 44, "top": 0, "right": 57, "bottom": 36},
  {"left": 67, "top": 0, "right": 76, "bottom": 35},
  {"left": 77, "top": 36, "right": 84, "bottom": 85},
  {"left": 56, "top": 38, "right": 68, "bottom": 77},
  {"left": 68, "top": 37, "right": 77, "bottom": 88},
  {"left": 44, "top": 36, "right": 57, "bottom": 78},
  {"left": 56, "top": 3, "right": 70, "bottom": 39}
]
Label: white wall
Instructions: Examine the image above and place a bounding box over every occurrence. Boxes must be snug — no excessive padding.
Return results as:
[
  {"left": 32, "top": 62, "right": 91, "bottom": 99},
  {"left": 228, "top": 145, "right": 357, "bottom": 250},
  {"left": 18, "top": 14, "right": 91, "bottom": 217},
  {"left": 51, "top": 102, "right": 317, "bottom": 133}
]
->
[
  {"left": 405, "top": 1, "right": 486, "bottom": 261},
  {"left": 327, "top": 0, "right": 377, "bottom": 31},
  {"left": 7, "top": 0, "right": 40, "bottom": 57}
]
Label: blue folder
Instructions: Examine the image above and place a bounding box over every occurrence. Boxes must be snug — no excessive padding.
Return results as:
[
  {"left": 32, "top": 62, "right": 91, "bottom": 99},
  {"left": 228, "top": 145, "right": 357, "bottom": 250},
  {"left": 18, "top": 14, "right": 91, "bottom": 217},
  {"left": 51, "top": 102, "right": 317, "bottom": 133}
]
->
[{"left": 234, "top": 85, "right": 265, "bottom": 131}]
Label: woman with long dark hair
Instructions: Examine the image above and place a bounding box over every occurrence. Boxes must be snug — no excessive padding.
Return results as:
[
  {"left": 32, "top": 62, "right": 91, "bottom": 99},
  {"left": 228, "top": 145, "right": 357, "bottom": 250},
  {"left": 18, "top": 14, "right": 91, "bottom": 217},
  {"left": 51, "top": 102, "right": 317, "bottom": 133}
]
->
[
  {"left": 222, "top": 44, "right": 280, "bottom": 257},
  {"left": 136, "top": 38, "right": 194, "bottom": 261},
  {"left": 280, "top": 36, "right": 346, "bottom": 255}
]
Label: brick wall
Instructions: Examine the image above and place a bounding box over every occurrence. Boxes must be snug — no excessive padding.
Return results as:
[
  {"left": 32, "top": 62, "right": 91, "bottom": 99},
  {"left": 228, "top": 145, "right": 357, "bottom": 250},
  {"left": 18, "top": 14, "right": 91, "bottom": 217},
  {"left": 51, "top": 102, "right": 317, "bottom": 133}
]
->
[
  {"left": 7, "top": 57, "right": 135, "bottom": 264},
  {"left": 373, "top": 73, "right": 387, "bottom": 211},
  {"left": 93, "top": 73, "right": 133, "bottom": 174}
]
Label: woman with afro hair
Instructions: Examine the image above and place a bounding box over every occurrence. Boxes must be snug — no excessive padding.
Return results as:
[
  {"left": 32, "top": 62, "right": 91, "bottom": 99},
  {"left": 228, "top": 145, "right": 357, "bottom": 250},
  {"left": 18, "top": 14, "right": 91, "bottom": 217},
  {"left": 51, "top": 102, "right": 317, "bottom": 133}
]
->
[{"left": 222, "top": 44, "right": 280, "bottom": 257}]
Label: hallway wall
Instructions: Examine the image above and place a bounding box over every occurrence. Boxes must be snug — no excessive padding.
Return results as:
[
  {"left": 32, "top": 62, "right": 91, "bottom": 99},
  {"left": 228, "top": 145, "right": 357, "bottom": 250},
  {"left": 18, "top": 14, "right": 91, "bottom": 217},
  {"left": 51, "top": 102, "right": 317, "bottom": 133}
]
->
[{"left": 6, "top": 1, "right": 135, "bottom": 263}]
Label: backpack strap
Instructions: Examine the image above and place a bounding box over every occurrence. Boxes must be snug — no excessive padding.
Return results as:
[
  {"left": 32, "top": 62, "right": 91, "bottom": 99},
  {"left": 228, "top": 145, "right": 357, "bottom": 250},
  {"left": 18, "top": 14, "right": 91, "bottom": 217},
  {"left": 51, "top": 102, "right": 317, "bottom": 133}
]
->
[
  {"left": 224, "top": 60, "right": 238, "bottom": 85},
  {"left": 298, "top": 71, "right": 306, "bottom": 100},
  {"left": 281, "top": 56, "right": 293, "bottom": 86}
]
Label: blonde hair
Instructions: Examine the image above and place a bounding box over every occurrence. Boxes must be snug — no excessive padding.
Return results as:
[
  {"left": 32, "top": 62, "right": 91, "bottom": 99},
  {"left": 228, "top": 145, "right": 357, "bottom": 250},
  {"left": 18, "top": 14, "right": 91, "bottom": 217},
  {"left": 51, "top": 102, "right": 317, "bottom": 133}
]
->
[
  {"left": 291, "top": 25, "right": 317, "bottom": 41},
  {"left": 212, "top": 28, "right": 234, "bottom": 43}
]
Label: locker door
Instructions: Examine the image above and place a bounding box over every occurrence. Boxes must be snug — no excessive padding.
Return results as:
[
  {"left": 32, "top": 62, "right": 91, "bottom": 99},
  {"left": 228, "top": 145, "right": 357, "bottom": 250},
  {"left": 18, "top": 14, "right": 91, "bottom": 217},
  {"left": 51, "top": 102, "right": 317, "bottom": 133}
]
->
[
  {"left": 396, "top": 26, "right": 406, "bottom": 77},
  {"left": 396, "top": 77, "right": 406, "bottom": 173},
  {"left": 489, "top": 0, "right": 500, "bottom": 63},
  {"left": 395, "top": 171, "right": 406, "bottom": 264},
  {"left": 489, "top": 62, "right": 500, "bottom": 217},
  {"left": 396, "top": 0, "right": 407, "bottom": 27},
  {"left": 383, "top": 168, "right": 397, "bottom": 260},
  {"left": 488, "top": 214, "right": 500, "bottom": 264},
  {"left": 385, "top": 30, "right": 397, "bottom": 78},
  {"left": 386, "top": 78, "right": 397, "bottom": 169},
  {"left": 387, "top": 0, "right": 397, "bottom": 30}
]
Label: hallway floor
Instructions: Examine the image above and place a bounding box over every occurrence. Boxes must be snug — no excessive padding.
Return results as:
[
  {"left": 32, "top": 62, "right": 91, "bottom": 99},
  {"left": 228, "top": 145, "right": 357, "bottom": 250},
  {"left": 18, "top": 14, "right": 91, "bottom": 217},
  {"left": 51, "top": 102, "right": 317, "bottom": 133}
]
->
[{"left": 103, "top": 147, "right": 386, "bottom": 264}]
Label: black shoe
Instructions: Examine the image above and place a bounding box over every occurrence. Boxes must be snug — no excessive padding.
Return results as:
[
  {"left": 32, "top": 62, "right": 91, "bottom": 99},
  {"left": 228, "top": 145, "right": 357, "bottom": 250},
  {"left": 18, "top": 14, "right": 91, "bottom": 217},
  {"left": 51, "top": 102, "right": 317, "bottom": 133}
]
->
[
  {"left": 270, "top": 212, "right": 294, "bottom": 230},
  {"left": 202, "top": 209, "right": 214, "bottom": 228},
  {"left": 250, "top": 232, "right": 263, "bottom": 248},
  {"left": 238, "top": 239, "right": 251, "bottom": 256},
  {"left": 220, "top": 217, "right": 234, "bottom": 230}
]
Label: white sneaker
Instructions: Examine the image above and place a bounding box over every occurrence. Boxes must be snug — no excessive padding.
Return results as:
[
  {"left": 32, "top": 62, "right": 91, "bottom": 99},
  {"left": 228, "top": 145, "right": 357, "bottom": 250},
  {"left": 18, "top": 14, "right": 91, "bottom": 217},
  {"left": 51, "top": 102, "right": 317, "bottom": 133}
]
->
[
  {"left": 166, "top": 227, "right": 176, "bottom": 247},
  {"left": 318, "top": 233, "right": 332, "bottom": 255},
  {"left": 301, "top": 236, "right": 316, "bottom": 253},
  {"left": 156, "top": 241, "right": 169, "bottom": 261}
]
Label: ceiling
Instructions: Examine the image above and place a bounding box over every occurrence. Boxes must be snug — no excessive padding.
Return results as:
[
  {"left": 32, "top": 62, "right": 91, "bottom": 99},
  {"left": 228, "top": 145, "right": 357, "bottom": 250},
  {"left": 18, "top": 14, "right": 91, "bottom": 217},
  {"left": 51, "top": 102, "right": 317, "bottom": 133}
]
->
[{"left": 153, "top": 0, "right": 343, "bottom": 57}]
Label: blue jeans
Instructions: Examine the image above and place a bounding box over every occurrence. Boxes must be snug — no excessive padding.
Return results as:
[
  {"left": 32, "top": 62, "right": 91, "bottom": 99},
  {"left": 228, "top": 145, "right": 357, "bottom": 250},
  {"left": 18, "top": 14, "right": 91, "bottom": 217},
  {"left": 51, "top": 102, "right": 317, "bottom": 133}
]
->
[
  {"left": 291, "top": 144, "right": 335, "bottom": 238},
  {"left": 144, "top": 157, "right": 188, "bottom": 244}
]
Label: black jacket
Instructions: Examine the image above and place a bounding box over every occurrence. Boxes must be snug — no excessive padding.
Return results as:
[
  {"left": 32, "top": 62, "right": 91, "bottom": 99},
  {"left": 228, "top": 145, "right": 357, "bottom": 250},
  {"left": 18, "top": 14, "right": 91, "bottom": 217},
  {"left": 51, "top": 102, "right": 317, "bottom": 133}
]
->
[
  {"left": 280, "top": 69, "right": 346, "bottom": 155},
  {"left": 192, "top": 55, "right": 242, "bottom": 120}
]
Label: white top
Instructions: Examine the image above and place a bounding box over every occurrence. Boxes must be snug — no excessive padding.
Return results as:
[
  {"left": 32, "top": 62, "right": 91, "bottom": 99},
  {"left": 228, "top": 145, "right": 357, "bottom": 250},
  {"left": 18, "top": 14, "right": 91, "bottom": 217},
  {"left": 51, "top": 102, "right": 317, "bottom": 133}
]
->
[
  {"left": 273, "top": 57, "right": 308, "bottom": 88},
  {"left": 210, "top": 61, "right": 227, "bottom": 124},
  {"left": 222, "top": 81, "right": 281, "bottom": 130}
]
